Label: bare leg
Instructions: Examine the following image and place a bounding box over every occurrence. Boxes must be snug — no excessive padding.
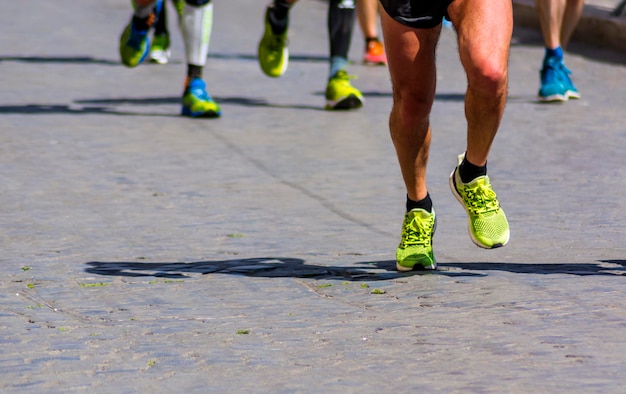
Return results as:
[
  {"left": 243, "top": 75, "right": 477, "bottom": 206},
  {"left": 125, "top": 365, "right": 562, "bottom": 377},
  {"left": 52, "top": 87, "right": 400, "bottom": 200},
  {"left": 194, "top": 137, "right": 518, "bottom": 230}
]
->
[
  {"left": 561, "top": 0, "right": 584, "bottom": 49},
  {"left": 380, "top": 11, "right": 440, "bottom": 202},
  {"left": 357, "top": 0, "right": 379, "bottom": 39},
  {"left": 448, "top": 0, "right": 512, "bottom": 166}
]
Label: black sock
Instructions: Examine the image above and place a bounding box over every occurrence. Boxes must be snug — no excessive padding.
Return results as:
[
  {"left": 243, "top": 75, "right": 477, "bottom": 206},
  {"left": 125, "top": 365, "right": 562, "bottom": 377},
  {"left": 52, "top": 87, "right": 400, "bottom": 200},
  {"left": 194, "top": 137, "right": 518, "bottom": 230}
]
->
[
  {"left": 459, "top": 156, "right": 486, "bottom": 183},
  {"left": 153, "top": 4, "right": 168, "bottom": 36},
  {"left": 132, "top": 15, "right": 153, "bottom": 31},
  {"left": 269, "top": 0, "right": 291, "bottom": 34},
  {"left": 406, "top": 193, "right": 433, "bottom": 213},
  {"left": 187, "top": 65, "right": 203, "bottom": 80}
]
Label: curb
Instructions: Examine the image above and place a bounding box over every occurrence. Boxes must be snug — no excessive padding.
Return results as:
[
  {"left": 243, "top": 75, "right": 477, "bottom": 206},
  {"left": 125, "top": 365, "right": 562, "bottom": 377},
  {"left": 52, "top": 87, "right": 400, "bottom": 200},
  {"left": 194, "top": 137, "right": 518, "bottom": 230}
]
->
[{"left": 513, "top": 0, "right": 626, "bottom": 52}]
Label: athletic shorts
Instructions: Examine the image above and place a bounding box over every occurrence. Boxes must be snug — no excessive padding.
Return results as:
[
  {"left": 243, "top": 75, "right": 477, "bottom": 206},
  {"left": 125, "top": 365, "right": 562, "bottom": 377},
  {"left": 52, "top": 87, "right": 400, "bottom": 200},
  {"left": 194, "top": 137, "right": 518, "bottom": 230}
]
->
[{"left": 379, "top": 0, "right": 454, "bottom": 29}]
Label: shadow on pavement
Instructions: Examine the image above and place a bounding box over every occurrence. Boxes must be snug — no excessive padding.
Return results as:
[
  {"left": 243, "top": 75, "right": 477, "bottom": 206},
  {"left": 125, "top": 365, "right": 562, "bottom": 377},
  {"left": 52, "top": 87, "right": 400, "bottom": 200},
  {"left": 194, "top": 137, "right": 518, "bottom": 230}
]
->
[
  {"left": 0, "top": 55, "right": 120, "bottom": 65},
  {"left": 441, "top": 261, "right": 626, "bottom": 276},
  {"left": 85, "top": 258, "right": 626, "bottom": 280},
  {"left": 85, "top": 257, "right": 479, "bottom": 281}
]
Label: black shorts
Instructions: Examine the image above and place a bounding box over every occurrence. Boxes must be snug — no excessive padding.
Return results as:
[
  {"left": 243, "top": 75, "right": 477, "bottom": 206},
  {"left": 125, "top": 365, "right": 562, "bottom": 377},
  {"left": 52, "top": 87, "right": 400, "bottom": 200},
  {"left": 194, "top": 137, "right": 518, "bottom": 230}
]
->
[{"left": 379, "top": 0, "right": 453, "bottom": 29}]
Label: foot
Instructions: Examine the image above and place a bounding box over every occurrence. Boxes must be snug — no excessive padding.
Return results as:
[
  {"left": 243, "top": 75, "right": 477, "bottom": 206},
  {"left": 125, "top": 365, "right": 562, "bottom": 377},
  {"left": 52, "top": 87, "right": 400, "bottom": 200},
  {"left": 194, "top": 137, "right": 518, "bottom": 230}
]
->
[
  {"left": 149, "top": 33, "right": 171, "bottom": 64},
  {"left": 363, "top": 39, "right": 387, "bottom": 66},
  {"left": 449, "top": 153, "right": 510, "bottom": 249},
  {"left": 396, "top": 208, "right": 437, "bottom": 271},
  {"left": 538, "top": 57, "right": 568, "bottom": 102},
  {"left": 325, "top": 70, "right": 364, "bottom": 110},
  {"left": 119, "top": 0, "right": 163, "bottom": 68},
  {"left": 558, "top": 62, "right": 581, "bottom": 100},
  {"left": 181, "top": 78, "right": 222, "bottom": 118},
  {"left": 258, "top": 6, "right": 289, "bottom": 78}
]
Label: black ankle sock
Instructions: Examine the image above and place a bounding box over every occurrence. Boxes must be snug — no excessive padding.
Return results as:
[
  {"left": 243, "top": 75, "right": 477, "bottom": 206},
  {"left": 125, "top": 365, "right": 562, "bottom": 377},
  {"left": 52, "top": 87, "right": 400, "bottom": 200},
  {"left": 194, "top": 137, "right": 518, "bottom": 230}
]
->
[
  {"left": 269, "top": 1, "right": 290, "bottom": 34},
  {"left": 459, "top": 156, "right": 486, "bottom": 183},
  {"left": 406, "top": 193, "right": 432, "bottom": 213},
  {"left": 365, "top": 37, "right": 379, "bottom": 44},
  {"left": 187, "top": 65, "right": 203, "bottom": 80},
  {"left": 132, "top": 12, "right": 157, "bottom": 31}
]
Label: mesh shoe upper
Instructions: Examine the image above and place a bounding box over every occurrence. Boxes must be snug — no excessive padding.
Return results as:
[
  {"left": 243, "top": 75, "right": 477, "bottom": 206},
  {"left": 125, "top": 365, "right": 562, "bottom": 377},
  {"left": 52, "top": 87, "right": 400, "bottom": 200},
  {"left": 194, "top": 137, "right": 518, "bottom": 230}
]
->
[
  {"left": 396, "top": 208, "right": 436, "bottom": 271},
  {"left": 450, "top": 154, "right": 510, "bottom": 249}
]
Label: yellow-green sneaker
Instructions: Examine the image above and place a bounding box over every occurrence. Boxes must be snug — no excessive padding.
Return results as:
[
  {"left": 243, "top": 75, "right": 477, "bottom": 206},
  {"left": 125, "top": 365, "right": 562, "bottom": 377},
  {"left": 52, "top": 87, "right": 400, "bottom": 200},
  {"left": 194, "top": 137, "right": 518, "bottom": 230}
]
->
[
  {"left": 181, "top": 78, "right": 221, "bottom": 118},
  {"left": 396, "top": 208, "right": 436, "bottom": 271},
  {"left": 449, "top": 153, "right": 510, "bottom": 248},
  {"left": 325, "top": 70, "right": 364, "bottom": 110},
  {"left": 119, "top": 20, "right": 150, "bottom": 67},
  {"left": 149, "top": 33, "right": 171, "bottom": 64},
  {"left": 119, "top": 0, "right": 162, "bottom": 68},
  {"left": 258, "top": 7, "right": 289, "bottom": 78}
]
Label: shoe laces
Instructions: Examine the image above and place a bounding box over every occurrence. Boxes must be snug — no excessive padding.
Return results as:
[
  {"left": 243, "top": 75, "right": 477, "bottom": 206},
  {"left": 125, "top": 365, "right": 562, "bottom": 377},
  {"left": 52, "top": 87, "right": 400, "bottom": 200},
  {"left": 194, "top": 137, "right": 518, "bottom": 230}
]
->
[
  {"left": 186, "top": 79, "right": 210, "bottom": 101},
  {"left": 461, "top": 179, "right": 500, "bottom": 216},
  {"left": 332, "top": 70, "right": 357, "bottom": 82},
  {"left": 269, "top": 34, "right": 288, "bottom": 52},
  {"left": 401, "top": 212, "right": 433, "bottom": 248}
]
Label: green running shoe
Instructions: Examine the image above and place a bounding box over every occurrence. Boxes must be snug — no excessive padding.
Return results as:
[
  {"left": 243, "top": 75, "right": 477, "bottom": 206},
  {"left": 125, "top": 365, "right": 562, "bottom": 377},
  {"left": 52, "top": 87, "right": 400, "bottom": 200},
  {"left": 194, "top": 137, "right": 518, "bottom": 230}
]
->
[
  {"left": 325, "top": 70, "right": 364, "bottom": 110},
  {"left": 119, "top": 20, "right": 150, "bottom": 67},
  {"left": 449, "top": 153, "right": 510, "bottom": 249},
  {"left": 119, "top": 0, "right": 162, "bottom": 68},
  {"left": 181, "top": 78, "right": 221, "bottom": 118},
  {"left": 396, "top": 208, "right": 436, "bottom": 271},
  {"left": 149, "top": 33, "right": 171, "bottom": 64},
  {"left": 258, "top": 7, "right": 289, "bottom": 78}
]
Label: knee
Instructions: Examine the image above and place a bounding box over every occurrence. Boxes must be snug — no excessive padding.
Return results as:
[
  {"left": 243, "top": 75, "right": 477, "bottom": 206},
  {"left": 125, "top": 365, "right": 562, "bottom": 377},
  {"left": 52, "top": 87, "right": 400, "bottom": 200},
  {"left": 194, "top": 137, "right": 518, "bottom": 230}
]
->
[
  {"left": 467, "top": 59, "right": 508, "bottom": 97},
  {"left": 184, "top": 0, "right": 211, "bottom": 5},
  {"left": 392, "top": 88, "right": 433, "bottom": 127}
]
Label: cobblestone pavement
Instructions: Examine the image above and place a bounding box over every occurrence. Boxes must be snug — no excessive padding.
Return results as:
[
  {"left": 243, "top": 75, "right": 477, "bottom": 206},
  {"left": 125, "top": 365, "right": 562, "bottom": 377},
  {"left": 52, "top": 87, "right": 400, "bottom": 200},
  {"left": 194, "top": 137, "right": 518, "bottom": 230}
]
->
[{"left": 2, "top": 0, "right": 626, "bottom": 392}]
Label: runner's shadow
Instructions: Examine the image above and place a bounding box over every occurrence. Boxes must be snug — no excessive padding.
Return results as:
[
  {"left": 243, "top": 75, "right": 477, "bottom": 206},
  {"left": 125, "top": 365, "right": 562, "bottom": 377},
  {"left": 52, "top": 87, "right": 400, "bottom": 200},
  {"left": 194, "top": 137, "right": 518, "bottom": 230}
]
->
[
  {"left": 84, "top": 257, "right": 481, "bottom": 281},
  {"left": 85, "top": 258, "right": 625, "bottom": 280},
  {"left": 208, "top": 52, "right": 328, "bottom": 63},
  {"left": 0, "top": 55, "right": 120, "bottom": 65},
  {"left": 440, "top": 261, "right": 626, "bottom": 276},
  {"left": 76, "top": 96, "right": 326, "bottom": 111},
  {"left": 0, "top": 95, "right": 324, "bottom": 116}
]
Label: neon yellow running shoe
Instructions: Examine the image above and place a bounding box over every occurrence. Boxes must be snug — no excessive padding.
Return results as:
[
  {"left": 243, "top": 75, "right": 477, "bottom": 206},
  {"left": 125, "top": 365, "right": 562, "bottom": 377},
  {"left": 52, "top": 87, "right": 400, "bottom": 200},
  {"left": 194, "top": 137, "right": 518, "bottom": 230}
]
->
[
  {"left": 396, "top": 208, "right": 436, "bottom": 271},
  {"left": 181, "top": 78, "right": 221, "bottom": 118},
  {"left": 325, "top": 70, "right": 364, "bottom": 110},
  {"left": 449, "top": 153, "right": 510, "bottom": 248},
  {"left": 258, "top": 7, "right": 289, "bottom": 78},
  {"left": 149, "top": 34, "right": 171, "bottom": 64}
]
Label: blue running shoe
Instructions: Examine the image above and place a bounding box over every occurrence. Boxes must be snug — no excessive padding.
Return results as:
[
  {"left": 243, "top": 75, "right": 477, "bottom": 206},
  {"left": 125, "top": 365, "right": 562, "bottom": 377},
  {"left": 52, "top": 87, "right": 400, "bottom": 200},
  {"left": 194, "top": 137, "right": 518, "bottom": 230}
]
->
[
  {"left": 558, "top": 63, "right": 581, "bottom": 100},
  {"left": 538, "top": 57, "right": 567, "bottom": 102},
  {"left": 181, "top": 78, "right": 222, "bottom": 118},
  {"left": 119, "top": 0, "right": 163, "bottom": 68}
]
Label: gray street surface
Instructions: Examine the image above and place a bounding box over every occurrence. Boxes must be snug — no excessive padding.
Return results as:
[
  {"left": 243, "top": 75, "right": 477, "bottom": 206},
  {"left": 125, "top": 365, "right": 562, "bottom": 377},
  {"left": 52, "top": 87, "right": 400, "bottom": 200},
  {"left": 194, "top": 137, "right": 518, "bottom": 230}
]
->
[{"left": 2, "top": 0, "right": 626, "bottom": 392}]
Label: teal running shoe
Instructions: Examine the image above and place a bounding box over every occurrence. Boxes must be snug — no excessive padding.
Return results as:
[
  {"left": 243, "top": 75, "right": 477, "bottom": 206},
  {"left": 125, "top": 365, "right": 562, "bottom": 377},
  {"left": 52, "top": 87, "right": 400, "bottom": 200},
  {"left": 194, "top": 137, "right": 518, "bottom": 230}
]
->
[
  {"left": 538, "top": 56, "right": 567, "bottom": 102},
  {"left": 119, "top": 0, "right": 163, "bottom": 68},
  {"left": 181, "top": 78, "right": 221, "bottom": 118},
  {"left": 396, "top": 208, "right": 436, "bottom": 271},
  {"left": 258, "top": 7, "right": 289, "bottom": 78},
  {"left": 558, "top": 63, "right": 581, "bottom": 100},
  {"left": 325, "top": 70, "right": 364, "bottom": 110},
  {"left": 450, "top": 153, "right": 509, "bottom": 249}
]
